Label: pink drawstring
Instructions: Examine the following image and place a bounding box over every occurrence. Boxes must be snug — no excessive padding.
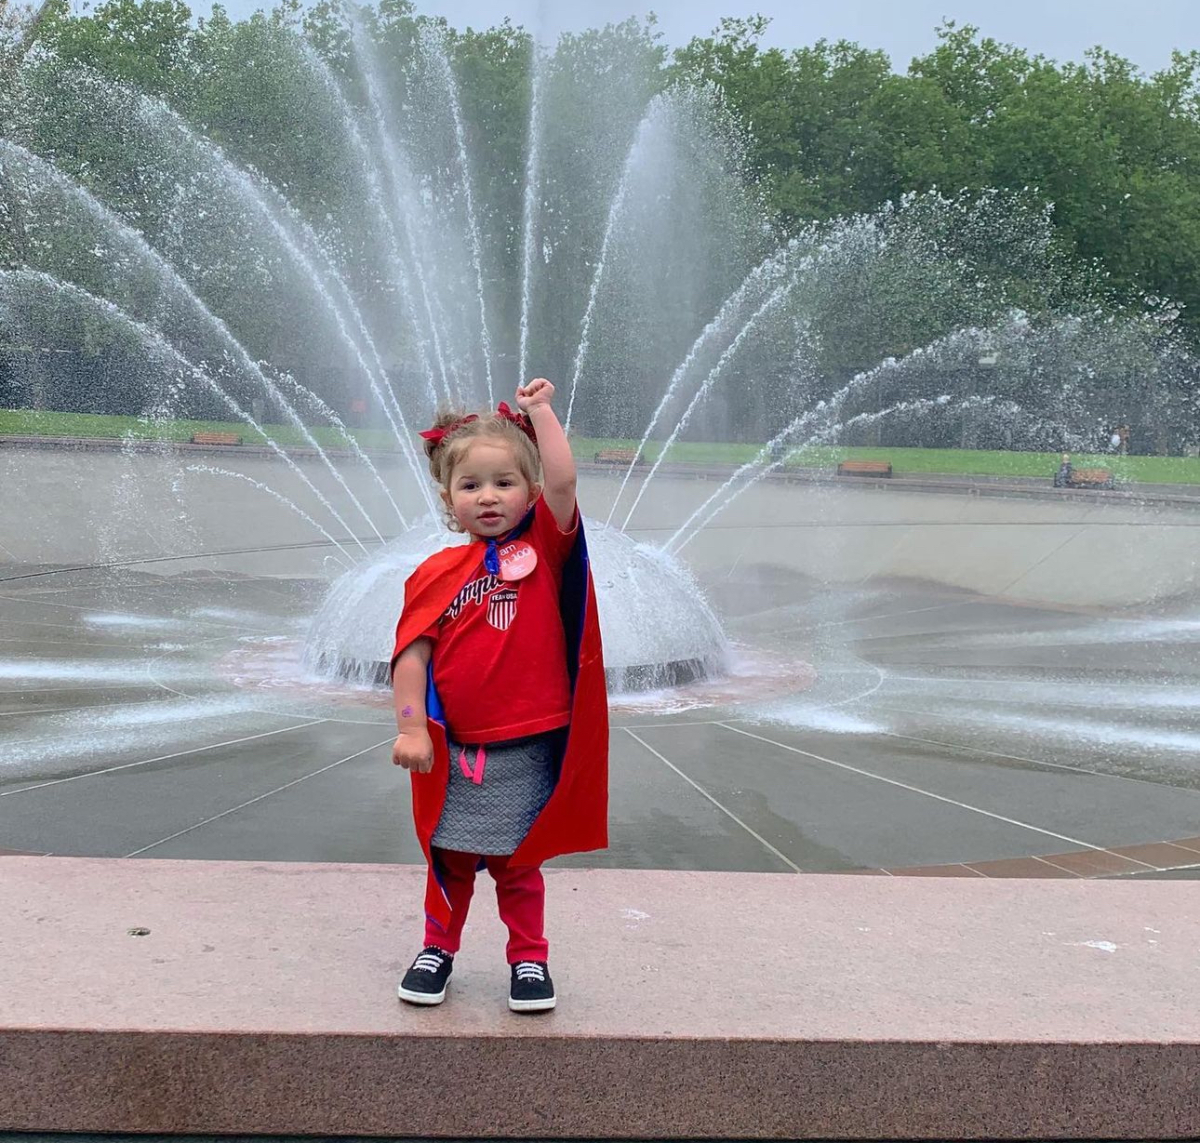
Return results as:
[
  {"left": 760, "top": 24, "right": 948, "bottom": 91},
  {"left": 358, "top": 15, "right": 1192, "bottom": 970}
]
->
[{"left": 457, "top": 745, "right": 487, "bottom": 785}]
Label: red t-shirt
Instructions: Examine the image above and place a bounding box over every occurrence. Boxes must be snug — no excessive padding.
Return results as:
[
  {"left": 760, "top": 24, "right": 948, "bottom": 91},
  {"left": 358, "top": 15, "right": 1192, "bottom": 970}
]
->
[{"left": 423, "top": 496, "right": 578, "bottom": 743}]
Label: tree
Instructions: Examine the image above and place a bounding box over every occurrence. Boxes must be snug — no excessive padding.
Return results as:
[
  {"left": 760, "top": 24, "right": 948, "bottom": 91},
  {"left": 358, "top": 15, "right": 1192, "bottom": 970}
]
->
[
  {"left": 35, "top": 0, "right": 193, "bottom": 94},
  {"left": 671, "top": 19, "right": 894, "bottom": 224},
  {"left": 6, "top": 1, "right": 1199, "bottom": 439},
  {"left": 909, "top": 26, "right": 1200, "bottom": 338}
]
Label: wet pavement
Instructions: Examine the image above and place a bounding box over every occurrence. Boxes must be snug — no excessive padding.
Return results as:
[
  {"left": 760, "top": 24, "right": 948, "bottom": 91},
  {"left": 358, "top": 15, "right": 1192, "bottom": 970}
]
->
[{"left": 2, "top": 450, "right": 1199, "bottom": 878}]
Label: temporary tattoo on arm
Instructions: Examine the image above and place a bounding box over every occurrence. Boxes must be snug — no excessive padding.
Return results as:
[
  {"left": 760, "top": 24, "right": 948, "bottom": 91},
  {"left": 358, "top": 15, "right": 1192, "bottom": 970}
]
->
[{"left": 401, "top": 705, "right": 414, "bottom": 719}]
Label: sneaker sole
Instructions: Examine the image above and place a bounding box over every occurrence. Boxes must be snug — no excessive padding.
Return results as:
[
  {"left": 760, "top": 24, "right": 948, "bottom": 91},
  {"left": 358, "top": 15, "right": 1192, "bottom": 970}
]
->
[
  {"left": 398, "top": 985, "right": 448, "bottom": 1005},
  {"left": 508, "top": 994, "right": 556, "bottom": 1013}
]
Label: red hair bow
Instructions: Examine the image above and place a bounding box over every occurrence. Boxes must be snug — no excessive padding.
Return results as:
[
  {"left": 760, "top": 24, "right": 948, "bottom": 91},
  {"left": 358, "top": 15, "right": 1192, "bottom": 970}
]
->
[
  {"left": 495, "top": 401, "right": 538, "bottom": 442},
  {"left": 419, "top": 413, "right": 477, "bottom": 447},
  {"left": 419, "top": 403, "right": 536, "bottom": 446}
]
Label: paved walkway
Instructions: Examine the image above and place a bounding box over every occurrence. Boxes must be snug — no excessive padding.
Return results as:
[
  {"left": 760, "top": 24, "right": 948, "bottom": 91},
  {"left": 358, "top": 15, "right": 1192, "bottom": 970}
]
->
[{"left": 1, "top": 455, "right": 1197, "bottom": 877}]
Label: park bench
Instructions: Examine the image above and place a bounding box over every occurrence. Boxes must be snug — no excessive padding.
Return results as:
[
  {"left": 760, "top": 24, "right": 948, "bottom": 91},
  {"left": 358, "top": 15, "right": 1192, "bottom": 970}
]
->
[
  {"left": 836, "top": 459, "right": 893, "bottom": 478},
  {"left": 594, "top": 448, "right": 644, "bottom": 465},
  {"left": 190, "top": 431, "right": 243, "bottom": 446},
  {"left": 1066, "top": 467, "right": 1115, "bottom": 490}
]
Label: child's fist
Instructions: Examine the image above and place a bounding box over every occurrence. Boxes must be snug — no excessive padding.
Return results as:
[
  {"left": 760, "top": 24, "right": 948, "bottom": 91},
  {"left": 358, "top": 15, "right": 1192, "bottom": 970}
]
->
[
  {"left": 392, "top": 731, "right": 433, "bottom": 773},
  {"left": 516, "top": 378, "right": 554, "bottom": 411}
]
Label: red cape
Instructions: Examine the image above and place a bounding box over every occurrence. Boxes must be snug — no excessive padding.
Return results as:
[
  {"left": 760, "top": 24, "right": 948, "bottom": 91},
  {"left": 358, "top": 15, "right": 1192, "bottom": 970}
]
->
[{"left": 391, "top": 519, "right": 609, "bottom": 933}]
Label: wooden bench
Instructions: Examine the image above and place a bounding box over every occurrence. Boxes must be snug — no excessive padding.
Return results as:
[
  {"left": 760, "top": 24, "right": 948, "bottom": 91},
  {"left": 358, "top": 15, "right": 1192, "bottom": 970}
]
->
[
  {"left": 836, "top": 459, "right": 893, "bottom": 478},
  {"left": 594, "top": 448, "right": 644, "bottom": 465},
  {"left": 1066, "top": 467, "right": 1115, "bottom": 490},
  {"left": 190, "top": 431, "right": 243, "bottom": 446}
]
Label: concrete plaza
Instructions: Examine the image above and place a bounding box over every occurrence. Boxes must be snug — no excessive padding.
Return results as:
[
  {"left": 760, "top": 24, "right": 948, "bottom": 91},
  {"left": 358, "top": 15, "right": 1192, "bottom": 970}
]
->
[{"left": 3, "top": 443, "right": 1199, "bottom": 879}]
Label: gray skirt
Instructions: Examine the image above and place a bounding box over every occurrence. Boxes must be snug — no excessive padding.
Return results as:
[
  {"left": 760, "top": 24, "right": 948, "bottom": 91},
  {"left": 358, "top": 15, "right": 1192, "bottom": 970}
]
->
[{"left": 431, "top": 728, "right": 566, "bottom": 855}]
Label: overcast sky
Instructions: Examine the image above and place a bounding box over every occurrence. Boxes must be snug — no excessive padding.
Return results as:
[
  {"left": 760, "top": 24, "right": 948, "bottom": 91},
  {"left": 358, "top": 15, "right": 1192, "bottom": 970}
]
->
[{"left": 202, "top": 0, "right": 1199, "bottom": 74}]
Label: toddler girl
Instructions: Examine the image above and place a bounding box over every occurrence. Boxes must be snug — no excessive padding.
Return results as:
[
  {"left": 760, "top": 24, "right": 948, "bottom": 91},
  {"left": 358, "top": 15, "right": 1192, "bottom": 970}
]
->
[{"left": 389, "top": 378, "right": 608, "bottom": 1012}]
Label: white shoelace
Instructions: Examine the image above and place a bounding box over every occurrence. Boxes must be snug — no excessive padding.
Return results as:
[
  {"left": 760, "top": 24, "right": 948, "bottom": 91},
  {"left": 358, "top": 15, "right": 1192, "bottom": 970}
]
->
[
  {"left": 514, "top": 962, "right": 546, "bottom": 982},
  {"left": 413, "top": 952, "right": 445, "bottom": 974}
]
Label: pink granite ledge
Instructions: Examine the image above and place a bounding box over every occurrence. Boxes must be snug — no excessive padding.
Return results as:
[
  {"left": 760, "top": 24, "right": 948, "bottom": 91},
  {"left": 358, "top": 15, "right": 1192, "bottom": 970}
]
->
[{"left": 2, "top": 857, "right": 1199, "bottom": 1139}]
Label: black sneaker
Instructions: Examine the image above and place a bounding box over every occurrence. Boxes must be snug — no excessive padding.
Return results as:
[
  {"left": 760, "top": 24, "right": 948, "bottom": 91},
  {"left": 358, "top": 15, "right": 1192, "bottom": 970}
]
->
[
  {"left": 509, "top": 960, "right": 556, "bottom": 1012},
  {"left": 398, "top": 946, "right": 453, "bottom": 1005}
]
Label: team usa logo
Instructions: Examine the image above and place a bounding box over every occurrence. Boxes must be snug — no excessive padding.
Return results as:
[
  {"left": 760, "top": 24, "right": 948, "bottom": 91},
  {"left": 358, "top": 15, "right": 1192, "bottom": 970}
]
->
[
  {"left": 442, "top": 572, "right": 521, "bottom": 631},
  {"left": 486, "top": 587, "right": 519, "bottom": 631}
]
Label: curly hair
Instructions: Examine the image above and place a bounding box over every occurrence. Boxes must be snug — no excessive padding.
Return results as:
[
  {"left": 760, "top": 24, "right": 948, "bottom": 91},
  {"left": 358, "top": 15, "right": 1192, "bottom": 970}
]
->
[{"left": 423, "top": 408, "right": 542, "bottom": 531}]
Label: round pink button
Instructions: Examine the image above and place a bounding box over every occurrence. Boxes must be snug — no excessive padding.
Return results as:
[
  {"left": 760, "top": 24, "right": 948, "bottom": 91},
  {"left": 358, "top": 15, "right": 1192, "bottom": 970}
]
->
[{"left": 498, "top": 540, "right": 538, "bottom": 581}]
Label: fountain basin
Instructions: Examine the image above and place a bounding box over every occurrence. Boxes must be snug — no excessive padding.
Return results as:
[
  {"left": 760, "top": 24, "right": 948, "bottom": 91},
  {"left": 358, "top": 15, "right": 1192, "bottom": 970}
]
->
[{"left": 303, "top": 517, "right": 731, "bottom": 693}]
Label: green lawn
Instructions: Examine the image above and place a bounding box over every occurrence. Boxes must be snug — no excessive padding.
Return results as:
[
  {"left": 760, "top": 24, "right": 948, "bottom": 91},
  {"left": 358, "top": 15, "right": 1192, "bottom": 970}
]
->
[
  {"left": 0, "top": 409, "right": 400, "bottom": 451},
  {"left": 4, "top": 407, "right": 1198, "bottom": 484},
  {"left": 564, "top": 437, "right": 1200, "bottom": 485}
]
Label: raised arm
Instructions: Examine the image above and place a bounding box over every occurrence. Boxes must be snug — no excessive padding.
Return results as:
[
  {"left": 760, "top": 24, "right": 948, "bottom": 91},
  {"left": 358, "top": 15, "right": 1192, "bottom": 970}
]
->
[{"left": 517, "top": 378, "right": 576, "bottom": 531}]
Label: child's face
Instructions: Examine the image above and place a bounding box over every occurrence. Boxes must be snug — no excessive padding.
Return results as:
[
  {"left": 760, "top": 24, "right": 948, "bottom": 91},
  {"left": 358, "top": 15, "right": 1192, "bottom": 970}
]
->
[{"left": 443, "top": 438, "right": 539, "bottom": 540}]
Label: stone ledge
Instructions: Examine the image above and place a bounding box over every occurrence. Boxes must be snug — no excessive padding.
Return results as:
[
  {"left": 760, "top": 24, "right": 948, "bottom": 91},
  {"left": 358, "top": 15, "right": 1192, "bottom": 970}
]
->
[{"left": 2, "top": 857, "right": 1198, "bottom": 1139}]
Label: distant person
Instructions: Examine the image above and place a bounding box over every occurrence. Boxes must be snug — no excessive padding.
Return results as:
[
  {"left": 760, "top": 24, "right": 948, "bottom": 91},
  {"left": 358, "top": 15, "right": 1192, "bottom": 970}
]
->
[
  {"left": 389, "top": 379, "right": 608, "bottom": 1013},
  {"left": 1053, "top": 452, "right": 1072, "bottom": 488}
]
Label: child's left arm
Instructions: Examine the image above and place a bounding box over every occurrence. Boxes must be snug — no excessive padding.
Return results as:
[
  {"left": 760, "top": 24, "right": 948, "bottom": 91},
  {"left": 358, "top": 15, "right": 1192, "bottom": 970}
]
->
[{"left": 517, "top": 378, "right": 576, "bottom": 532}]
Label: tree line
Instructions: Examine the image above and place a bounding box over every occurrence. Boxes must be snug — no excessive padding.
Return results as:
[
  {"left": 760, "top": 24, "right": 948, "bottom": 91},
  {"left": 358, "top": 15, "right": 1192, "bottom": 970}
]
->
[
  {"left": 674, "top": 17, "right": 1200, "bottom": 344},
  {"left": 0, "top": 0, "right": 1196, "bottom": 449},
  {"left": 10, "top": 2, "right": 1198, "bottom": 337}
]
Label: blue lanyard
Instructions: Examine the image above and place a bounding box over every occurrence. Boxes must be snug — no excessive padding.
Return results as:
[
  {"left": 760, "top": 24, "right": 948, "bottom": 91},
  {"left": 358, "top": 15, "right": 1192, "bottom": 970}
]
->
[{"left": 482, "top": 505, "right": 535, "bottom": 576}]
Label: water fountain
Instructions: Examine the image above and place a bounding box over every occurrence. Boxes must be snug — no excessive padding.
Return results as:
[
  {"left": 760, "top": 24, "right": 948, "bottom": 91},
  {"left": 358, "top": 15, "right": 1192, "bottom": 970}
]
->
[
  {"left": 2, "top": 14, "right": 1191, "bottom": 695},
  {"left": 2, "top": 8, "right": 1200, "bottom": 877},
  {"left": 0, "top": 18, "right": 748, "bottom": 692}
]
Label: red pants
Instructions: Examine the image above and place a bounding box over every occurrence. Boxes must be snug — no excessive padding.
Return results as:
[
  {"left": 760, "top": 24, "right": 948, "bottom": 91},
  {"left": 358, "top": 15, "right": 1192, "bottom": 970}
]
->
[{"left": 426, "top": 847, "right": 549, "bottom": 964}]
